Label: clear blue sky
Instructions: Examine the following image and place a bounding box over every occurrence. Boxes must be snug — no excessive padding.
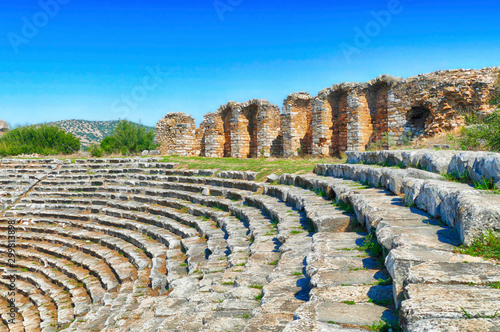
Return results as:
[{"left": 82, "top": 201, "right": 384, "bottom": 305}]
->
[{"left": 0, "top": 0, "right": 499, "bottom": 127}]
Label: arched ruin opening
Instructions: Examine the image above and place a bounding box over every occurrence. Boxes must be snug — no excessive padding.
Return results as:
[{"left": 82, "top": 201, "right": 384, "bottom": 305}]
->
[{"left": 406, "top": 106, "right": 431, "bottom": 136}]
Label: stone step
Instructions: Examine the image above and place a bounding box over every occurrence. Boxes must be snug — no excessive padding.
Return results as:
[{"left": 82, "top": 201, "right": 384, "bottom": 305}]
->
[
  {"left": 4, "top": 210, "right": 170, "bottom": 291},
  {"left": 0, "top": 287, "right": 36, "bottom": 332},
  {"left": 1, "top": 238, "right": 119, "bottom": 292},
  {"left": 242, "top": 194, "right": 313, "bottom": 331},
  {"left": 401, "top": 261, "right": 500, "bottom": 331},
  {"left": 0, "top": 256, "right": 91, "bottom": 316},
  {"left": 0, "top": 218, "right": 152, "bottom": 275},
  {"left": 0, "top": 246, "right": 107, "bottom": 304},
  {"left": 53, "top": 168, "right": 218, "bottom": 177},
  {"left": 0, "top": 226, "right": 135, "bottom": 283},
  {"left": 286, "top": 231, "right": 396, "bottom": 331},
  {"left": 264, "top": 182, "right": 356, "bottom": 232},
  {"left": 39, "top": 175, "right": 262, "bottom": 195},
  {"left": 0, "top": 267, "right": 74, "bottom": 326},
  {"left": 0, "top": 277, "right": 58, "bottom": 331},
  {"left": 402, "top": 283, "right": 500, "bottom": 331}
]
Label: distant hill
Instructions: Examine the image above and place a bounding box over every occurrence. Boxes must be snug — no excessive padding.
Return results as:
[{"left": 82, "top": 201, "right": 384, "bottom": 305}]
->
[{"left": 42, "top": 120, "right": 155, "bottom": 149}]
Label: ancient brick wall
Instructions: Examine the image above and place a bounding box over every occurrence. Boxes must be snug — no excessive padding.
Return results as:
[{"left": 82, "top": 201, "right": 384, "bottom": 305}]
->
[
  {"left": 156, "top": 113, "right": 200, "bottom": 156},
  {"left": 208, "top": 99, "right": 282, "bottom": 158},
  {"left": 282, "top": 92, "right": 313, "bottom": 157},
  {"left": 199, "top": 112, "right": 225, "bottom": 158},
  {"left": 157, "top": 67, "right": 500, "bottom": 158},
  {"left": 389, "top": 68, "right": 500, "bottom": 144}
]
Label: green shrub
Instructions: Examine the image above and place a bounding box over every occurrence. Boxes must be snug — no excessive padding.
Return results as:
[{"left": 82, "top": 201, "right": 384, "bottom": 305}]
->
[
  {"left": 100, "top": 120, "right": 158, "bottom": 155},
  {"left": 100, "top": 136, "right": 118, "bottom": 154},
  {"left": 88, "top": 143, "right": 104, "bottom": 157},
  {"left": 459, "top": 111, "right": 500, "bottom": 152},
  {"left": 0, "top": 125, "right": 80, "bottom": 156},
  {"left": 459, "top": 75, "right": 500, "bottom": 152},
  {"left": 489, "top": 73, "right": 500, "bottom": 107}
]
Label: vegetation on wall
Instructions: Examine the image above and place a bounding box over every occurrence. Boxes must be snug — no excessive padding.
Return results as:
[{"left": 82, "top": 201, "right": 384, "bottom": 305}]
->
[
  {"left": 0, "top": 125, "right": 80, "bottom": 156},
  {"left": 459, "top": 76, "right": 500, "bottom": 152}
]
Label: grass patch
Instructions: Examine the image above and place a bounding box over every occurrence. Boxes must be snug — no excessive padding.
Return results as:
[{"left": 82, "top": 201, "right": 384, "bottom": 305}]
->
[
  {"left": 358, "top": 232, "right": 385, "bottom": 266},
  {"left": 456, "top": 231, "right": 500, "bottom": 260},
  {"left": 332, "top": 199, "right": 355, "bottom": 214},
  {"left": 159, "top": 155, "right": 344, "bottom": 182},
  {"left": 343, "top": 300, "right": 356, "bottom": 305},
  {"left": 374, "top": 277, "right": 392, "bottom": 286},
  {"left": 442, "top": 170, "right": 471, "bottom": 184},
  {"left": 366, "top": 319, "right": 402, "bottom": 332},
  {"left": 249, "top": 285, "right": 263, "bottom": 290}
]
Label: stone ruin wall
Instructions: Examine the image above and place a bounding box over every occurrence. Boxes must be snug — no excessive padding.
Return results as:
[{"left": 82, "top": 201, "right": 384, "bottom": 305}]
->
[
  {"left": 156, "top": 113, "right": 200, "bottom": 156},
  {"left": 282, "top": 92, "right": 313, "bottom": 157},
  {"left": 197, "top": 99, "right": 281, "bottom": 158},
  {"left": 157, "top": 67, "right": 500, "bottom": 158},
  {"left": 0, "top": 120, "right": 8, "bottom": 136}
]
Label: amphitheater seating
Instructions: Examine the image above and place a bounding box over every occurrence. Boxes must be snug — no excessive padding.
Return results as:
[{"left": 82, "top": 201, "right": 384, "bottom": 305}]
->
[{"left": 0, "top": 155, "right": 498, "bottom": 331}]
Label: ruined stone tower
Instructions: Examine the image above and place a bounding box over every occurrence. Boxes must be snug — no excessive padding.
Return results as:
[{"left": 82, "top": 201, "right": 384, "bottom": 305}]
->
[{"left": 156, "top": 113, "right": 200, "bottom": 156}]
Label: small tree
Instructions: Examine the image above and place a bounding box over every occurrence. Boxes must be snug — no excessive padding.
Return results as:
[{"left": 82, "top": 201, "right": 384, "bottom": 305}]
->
[
  {"left": 100, "top": 136, "right": 118, "bottom": 154},
  {"left": 100, "top": 120, "right": 158, "bottom": 155}
]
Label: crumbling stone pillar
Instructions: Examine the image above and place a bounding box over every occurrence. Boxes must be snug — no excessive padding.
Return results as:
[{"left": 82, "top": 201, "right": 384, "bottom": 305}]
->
[
  {"left": 346, "top": 89, "right": 373, "bottom": 151},
  {"left": 311, "top": 90, "right": 333, "bottom": 157},
  {"left": 156, "top": 112, "right": 200, "bottom": 156},
  {"left": 312, "top": 86, "right": 350, "bottom": 157},
  {"left": 199, "top": 112, "right": 225, "bottom": 158},
  {"left": 0, "top": 120, "right": 8, "bottom": 136},
  {"left": 282, "top": 92, "right": 313, "bottom": 157}
]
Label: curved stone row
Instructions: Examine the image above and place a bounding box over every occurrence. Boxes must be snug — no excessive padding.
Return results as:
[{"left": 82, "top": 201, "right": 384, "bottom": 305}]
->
[
  {"left": 346, "top": 149, "right": 500, "bottom": 187},
  {"left": 315, "top": 160, "right": 500, "bottom": 246}
]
